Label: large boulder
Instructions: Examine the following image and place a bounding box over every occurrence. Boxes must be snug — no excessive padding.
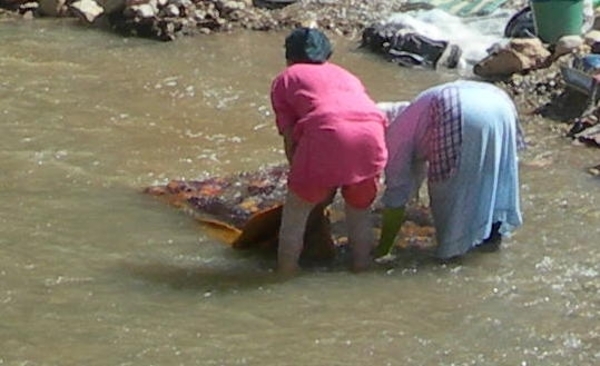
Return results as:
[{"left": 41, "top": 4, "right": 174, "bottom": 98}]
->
[
  {"left": 553, "top": 35, "right": 586, "bottom": 60},
  {"left": 69, "top": 0, "right": 104, "bottom": 22},
  {"left": 474, "top": 38, "right": 552, "bottom": 78}
]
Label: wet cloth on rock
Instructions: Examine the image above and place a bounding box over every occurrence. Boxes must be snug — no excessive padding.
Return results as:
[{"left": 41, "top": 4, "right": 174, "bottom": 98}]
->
[
  {"left": 381, "top": 80, "right": 523, "bottom": 259},
  {"left": 361, "top": 24, "right": 462, "bottom": 69}
]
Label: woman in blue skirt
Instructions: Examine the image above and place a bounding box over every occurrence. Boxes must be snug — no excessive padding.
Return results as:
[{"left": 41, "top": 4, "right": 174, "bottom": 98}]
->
[{"left": 375, "top": 81, "right": 525, "bottom": 260}]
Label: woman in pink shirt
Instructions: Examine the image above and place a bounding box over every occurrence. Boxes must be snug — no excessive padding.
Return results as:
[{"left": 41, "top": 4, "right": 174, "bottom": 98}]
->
[{"left": 271, "top": 27, "right": 388, "bottom": 274}]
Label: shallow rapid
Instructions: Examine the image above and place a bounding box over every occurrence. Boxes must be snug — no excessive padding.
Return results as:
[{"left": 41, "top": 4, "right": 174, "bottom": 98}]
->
[{"left": 1, "top": 18, "right": 599, "bottom": 366}]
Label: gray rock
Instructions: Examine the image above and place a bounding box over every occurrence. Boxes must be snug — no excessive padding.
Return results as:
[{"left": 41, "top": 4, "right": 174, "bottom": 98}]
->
[
  {"left": 38, "top": 0, "right": 67, "bottom": 17},
  {"left": 70, "top": 0, "right": 104, "bottom": 23},
  {"left": 553, "top": 35, "right": 584, "bottom": 60}
]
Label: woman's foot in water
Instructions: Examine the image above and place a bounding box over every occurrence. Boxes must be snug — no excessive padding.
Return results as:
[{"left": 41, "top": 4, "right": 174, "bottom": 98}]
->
[{"left": 476, "top": 222, "right": 503, "bottom": 253}]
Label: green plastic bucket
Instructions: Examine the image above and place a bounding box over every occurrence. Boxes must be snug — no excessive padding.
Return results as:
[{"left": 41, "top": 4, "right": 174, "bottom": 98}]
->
[{"left": 531, "top": 0, "right": 584, "bottom": 44}]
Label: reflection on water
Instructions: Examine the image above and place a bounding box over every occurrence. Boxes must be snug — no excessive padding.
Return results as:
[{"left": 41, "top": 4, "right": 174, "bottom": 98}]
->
[{"left": 1, "top": 19, "right": 599, "bottom": 366}]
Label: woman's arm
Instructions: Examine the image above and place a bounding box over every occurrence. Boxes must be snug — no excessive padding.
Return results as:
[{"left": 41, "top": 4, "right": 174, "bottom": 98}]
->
[
  {"left": 271, "top": 73, "right": 298, "bottom": 164},
  {"left": 282, "top": 126, "right": 296, "bottom": 164}
]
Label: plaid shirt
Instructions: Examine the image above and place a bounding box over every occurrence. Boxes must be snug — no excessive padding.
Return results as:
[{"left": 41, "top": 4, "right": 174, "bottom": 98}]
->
[
  {"left": 427, "top": 86, "right": 462, "bottom": 183},
  {"left": 382, "top": 81, "right": 525, "bottom": 209}
]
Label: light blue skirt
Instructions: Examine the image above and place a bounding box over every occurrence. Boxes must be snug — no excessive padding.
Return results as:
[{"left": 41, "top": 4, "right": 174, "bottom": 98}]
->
[{"left": 429, "top": 82, "right": 523, "bottom": 259}]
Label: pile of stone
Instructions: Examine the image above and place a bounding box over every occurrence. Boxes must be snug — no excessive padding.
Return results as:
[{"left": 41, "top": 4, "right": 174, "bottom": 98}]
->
[
  {"left": 475, "top": 31, "right": 600, "bottom": 163},
  {"left": 0, "top": 0, "right": 413, "bottom": 41},
  {"left": 359, "top": 11, "right": 600, "bottom": 170},
  {"left": 1, "top": 0, "right": 269, "bottom": 40}
]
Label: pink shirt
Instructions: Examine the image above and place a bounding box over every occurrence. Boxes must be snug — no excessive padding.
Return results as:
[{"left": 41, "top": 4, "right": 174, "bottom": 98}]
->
[{"left": 271, "top": 62, "right": 387, "bottom": 188}]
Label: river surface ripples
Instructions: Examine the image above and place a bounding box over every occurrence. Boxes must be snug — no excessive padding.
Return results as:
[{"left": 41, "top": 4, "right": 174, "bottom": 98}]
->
[{"left": 1, "top": 18, "right": 599, "bottom": 366}]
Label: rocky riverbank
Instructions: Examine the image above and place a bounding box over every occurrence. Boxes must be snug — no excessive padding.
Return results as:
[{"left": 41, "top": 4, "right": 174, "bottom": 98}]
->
[
  {"left": 1, "top": 0, "right": 527, "bottom": 40},
  {"left": 1, "top": 0, "right": 598, "bottom": 173}
]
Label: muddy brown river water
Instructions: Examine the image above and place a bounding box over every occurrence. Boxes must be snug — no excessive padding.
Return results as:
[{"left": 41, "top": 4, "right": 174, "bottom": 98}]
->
[{"left": 1, "top": 17, "right": 599, "bottom": 366}]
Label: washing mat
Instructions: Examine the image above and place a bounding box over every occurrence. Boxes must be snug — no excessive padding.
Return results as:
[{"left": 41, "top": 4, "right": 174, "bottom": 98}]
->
[
  {"left": 144, "top": 164, "right": 436, "bottom": 261},
  {"left": 410, "top": 0, "right": 508, "bottom": 17}
]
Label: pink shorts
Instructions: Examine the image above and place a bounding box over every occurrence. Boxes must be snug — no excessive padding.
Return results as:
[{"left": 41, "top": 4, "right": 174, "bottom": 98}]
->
[{"left": 289, "top": 176, "right": 379, "bottom": 209}]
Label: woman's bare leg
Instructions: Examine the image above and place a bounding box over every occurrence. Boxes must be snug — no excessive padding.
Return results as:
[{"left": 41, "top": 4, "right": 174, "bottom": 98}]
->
[
  {"left": 278, "top": 190, "right": 316, "bottom": 275},
  {"left": 345, "top": 204, "right": 374, "bottom": 272}
]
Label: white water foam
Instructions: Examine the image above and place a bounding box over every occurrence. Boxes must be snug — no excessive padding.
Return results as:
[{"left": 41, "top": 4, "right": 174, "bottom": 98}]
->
[{"left": 385, "top": 8, "right": 514, "bottom": 71}]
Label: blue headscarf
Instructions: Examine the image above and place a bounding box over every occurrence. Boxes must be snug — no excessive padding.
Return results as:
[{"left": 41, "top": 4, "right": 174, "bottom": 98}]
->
[{"left": 285, "top": 27, "right": 332, "bottom": 64}]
